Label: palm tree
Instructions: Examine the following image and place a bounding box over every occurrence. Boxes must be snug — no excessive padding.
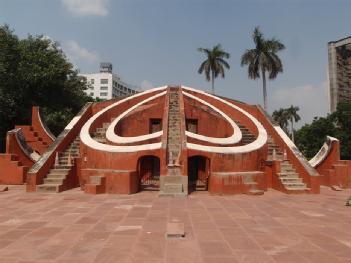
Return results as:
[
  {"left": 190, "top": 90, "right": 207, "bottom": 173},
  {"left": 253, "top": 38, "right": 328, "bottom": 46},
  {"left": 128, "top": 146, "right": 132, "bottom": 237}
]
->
[
  {"left": 241, "top": 27, "right": 285, "bottom": 111},
  {"left": 197, "top": 44, "right": 230, "bottom": 94},
  {"left": 286, "top": 105, "right": 300, "bottom": 143},
  {"left": 272, "top": 108, "right": 289, "bottom": 133}
]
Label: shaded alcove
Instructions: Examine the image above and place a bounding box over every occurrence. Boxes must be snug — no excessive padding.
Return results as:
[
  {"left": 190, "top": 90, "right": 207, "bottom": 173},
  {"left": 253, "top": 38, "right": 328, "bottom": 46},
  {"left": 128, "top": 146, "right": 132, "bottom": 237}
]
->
[
  {"left": 138, "top": 156, "right": 160, "bottom": 191},
  {"left": 188, "top": 156, "right": 210, "bottom": 193}
]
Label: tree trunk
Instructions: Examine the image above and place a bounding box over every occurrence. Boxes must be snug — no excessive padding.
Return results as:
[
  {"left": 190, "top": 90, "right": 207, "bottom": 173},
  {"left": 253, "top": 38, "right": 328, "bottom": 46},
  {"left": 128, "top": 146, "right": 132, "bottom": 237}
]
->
[
  {"left": 291, "top": 117, "right": 295, "bottom": 143},
  {"left": 211, "top": 71, "right": 215, "bottom": 94},
  {"left": 262, "top": 69, "right": 267, "bottom": 111}
]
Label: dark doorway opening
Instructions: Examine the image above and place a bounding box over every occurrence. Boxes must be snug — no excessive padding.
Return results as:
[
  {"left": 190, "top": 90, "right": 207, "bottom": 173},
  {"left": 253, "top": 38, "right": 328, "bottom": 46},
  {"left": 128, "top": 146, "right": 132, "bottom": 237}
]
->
[
  {"left": 186, "top": 119, "right": 198, "bottom": 134},
  {"left": 138, "top": 156, "right": 160, "bottom": 191},
  {"left": 149, "top": 119, "right": 162, "bottom": 133},
  {"left": 188, "top": 156, "right": 210, "bottom": 193}
]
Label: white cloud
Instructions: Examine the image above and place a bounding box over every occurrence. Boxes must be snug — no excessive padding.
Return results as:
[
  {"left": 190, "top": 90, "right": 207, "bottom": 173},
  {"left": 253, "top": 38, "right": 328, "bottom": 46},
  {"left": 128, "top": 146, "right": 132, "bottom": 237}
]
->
[
  {"left": 270, "top": 82, "right": 329, "bottom": 127},
  {"left": 141, "top": 80, "right": 154, "bottom": 90},
  {"left": 61, "top": 0, "right": 110, "bottom": 16},
  {"left": 63, "top": 40, "right": 99, "bottom": 64}
]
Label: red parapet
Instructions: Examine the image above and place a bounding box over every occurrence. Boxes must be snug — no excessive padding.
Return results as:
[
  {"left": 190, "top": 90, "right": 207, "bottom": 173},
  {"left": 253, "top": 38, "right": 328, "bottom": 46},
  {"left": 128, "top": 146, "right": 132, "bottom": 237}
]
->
[{"left": 310, "top": 137, "right": 351, "bottom": 189}]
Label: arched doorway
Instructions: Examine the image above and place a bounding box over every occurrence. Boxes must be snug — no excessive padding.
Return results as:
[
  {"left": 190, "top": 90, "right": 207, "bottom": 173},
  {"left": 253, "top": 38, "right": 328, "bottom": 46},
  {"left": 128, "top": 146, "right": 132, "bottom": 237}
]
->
[
  {"left": 188, "top": 156, "right": 210, "bottom": 193},
  {"left": 138, "top": 156, "right": 160, "bottom": 191}
]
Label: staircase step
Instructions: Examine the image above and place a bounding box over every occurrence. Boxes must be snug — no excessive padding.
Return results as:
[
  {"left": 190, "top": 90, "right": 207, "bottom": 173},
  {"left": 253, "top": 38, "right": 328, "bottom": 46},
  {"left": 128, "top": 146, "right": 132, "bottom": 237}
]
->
[
  {"left": 280, "top": 177, "right": 303, "bottom": 183},
  {"left": 49, "top": 168, "right": 70, "bottom": 174},
  {"left": 36, "top": 184, "right": 61, "bottom": 193},
  {"left": 54, "top": 165, "right": 73, "bottom": 169},
  {"left": 282, "top": 182, "right": 306, "bottom": 187},
  {"left": 44, "top": 178, "right": 65, "bottom": 184},
  {"left": 47, "top": 173, "right": 66, "bottom": 179}
]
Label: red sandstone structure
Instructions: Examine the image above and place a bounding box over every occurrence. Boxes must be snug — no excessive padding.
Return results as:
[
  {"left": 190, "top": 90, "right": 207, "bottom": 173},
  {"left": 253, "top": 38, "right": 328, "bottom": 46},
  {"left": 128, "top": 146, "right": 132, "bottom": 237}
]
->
[
  {"left": 1, "top": 86, "right": 351, "bottom": 195},
  {"left": 0, "top": 107, "right": 55, "bottom": 185}
]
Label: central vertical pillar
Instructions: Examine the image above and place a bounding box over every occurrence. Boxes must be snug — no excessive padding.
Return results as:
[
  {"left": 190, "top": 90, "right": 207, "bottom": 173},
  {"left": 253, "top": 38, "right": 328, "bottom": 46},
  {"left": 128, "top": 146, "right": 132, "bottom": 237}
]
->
[{"left": 159, "top": 86, "right": 187, "bottom": 196}]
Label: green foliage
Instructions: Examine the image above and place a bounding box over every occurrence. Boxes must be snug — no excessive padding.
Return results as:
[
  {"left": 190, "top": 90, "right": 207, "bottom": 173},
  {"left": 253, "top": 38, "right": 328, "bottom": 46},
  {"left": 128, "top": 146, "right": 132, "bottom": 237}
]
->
[
  {"left": 295, "top": 100, "right": 351, "bottom": 160},
  {"left": 197, "top": 44, "right": 230, "bottom": 94},
  {"left": 332, "top": 101, "right": 351, "bottom": 159},
  {"left": 272, "top": 105, "right": 301, "bottom": 142},
  {"left": 272, "top": 108, "right": 289, "bottom": 133},
  {"left": 295, "top": 116, "right": 337, "bottom": 159},
  {"left": 0, "top": 24, "right": 92, "bottom": 151},
  {"left": 241, "top": 26, "right": 285, "bottom": 110}
]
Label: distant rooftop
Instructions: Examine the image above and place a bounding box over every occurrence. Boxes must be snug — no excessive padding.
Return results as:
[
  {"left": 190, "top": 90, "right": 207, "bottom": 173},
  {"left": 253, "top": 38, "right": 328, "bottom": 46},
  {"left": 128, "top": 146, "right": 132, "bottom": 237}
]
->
[
  {"left": 100, "top": 62, "right": 113, "bottom": 73},
  {"left": 328, "top": 36, "right": 351, "bottom": 47}
]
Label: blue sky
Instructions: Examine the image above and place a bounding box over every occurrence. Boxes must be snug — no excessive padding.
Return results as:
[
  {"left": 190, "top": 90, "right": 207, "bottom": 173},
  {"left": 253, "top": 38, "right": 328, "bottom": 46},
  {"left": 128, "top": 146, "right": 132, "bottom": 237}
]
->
[{"left": 1, "top": 0, "right": 350, "bottom": 126}]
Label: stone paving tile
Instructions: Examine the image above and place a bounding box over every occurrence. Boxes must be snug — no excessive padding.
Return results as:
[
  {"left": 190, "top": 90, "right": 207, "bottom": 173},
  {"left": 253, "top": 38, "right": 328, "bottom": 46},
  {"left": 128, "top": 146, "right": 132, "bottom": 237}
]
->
[{"left": 0, "top": 186, "right": 351, "bottom": 262}]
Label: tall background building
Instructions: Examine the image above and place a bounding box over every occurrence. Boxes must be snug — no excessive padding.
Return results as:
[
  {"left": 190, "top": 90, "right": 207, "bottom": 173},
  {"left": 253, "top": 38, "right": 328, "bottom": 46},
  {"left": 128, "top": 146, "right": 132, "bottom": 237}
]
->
[
  {"left": 328, "top": 37, "right": 351, "bottom": 112},
  {"left": 80, "top": 62, "right": 140, "bottom": 100}
]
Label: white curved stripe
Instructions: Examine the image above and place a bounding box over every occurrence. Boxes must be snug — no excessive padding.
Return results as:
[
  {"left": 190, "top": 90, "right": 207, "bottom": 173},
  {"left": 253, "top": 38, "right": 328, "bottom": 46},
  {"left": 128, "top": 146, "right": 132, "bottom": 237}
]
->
[
  {"left": 182, "top": 91, "right": 242, "bottom": 145},
  {"left": 106, "top": 91, "right": 166, "bottom": 143},
  {"left": 182, "top": 86, "right": 267, "bottom": 154},
  {"left": 80, "top": 86, "right": 167, "bottom": 152},
  {"left": 309, "top": 136, "right": 338, "bottom": 168}
]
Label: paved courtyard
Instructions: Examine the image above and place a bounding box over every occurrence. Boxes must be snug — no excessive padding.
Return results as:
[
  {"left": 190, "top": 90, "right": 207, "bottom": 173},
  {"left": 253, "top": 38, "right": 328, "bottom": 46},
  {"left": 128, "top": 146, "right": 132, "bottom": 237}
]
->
[{"left": 0, "top": 186, "right": 350, "bottom": 263}]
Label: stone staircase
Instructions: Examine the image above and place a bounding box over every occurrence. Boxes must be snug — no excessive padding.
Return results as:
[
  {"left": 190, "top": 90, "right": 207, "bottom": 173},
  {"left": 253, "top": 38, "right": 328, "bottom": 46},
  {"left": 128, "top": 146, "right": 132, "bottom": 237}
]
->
[
  {"left": 16, "top": 125, "right": 50, "bottom": 155},
  {"left": 243, "top": 172, "right": 265, "bottom": 195},
  {"left": 160, "top": 88, "right": 187, "bottom": 197},
  {"left": 36, "top": 137, "right": 80, "bottom": 193},
  {"left": 267, "top": 137, "right": 308, "bottom": 192},
  {"left": 0, "top": 154, "right": 29, "bottom": 184},
  {"left": 85, "top": 175, "right": 106, "bottom": 194},
  {"left": 92, "top": 118, "right": 117, "bottom": 144},
  {"left": 193, "top": 178, "right": 208, "bottom": 191},
  {"left": 278, "top": 160, "right": 309, "bottom": 191},
  {"left": 167, "top": 89, "right": 181, "bottom": 165},
  {"left": 235, "top": 121, "right": 256, "bottom": 145},
  {"left": 267, "top": 136, "right": 284, "bottom": 161}
]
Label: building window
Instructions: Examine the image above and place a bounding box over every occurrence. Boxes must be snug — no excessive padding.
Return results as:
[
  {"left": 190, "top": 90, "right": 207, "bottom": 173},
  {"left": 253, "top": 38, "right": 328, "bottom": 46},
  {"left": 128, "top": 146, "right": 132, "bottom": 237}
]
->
[
  {"left": 89, "top": 92, "right": 94, "bottom": 96},
  {"left": 100, "top": 86, "right": 108, "bottom": 90},
  {"left": 100, "top": 79, "right": 108, "bottom": 84},
  {"left": 100, "top": 92, "right": 108, "bottom": 96},
  {"left": 186, "top": 119, "right": 198, "bottom": 134},
  {"left": 91, "top": 79, "right": 95, "bottom": 84},
  {"left": 150, "top": 119, "right": 162, "bottom": 133}
]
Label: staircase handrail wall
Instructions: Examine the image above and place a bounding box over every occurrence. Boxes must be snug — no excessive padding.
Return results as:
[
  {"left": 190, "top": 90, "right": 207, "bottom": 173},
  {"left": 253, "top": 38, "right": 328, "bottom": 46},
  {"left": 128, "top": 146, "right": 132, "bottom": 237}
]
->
[
  {"left": 26, "top": 102, "right": 93, "bottom": 191},
  {"left": 32, "top": 107, "right": 56, "bottom": 143},
  {"left": 309, "top": 136, "right": 339, "bottom": 168},
  {"left": 6, "top": 128, "right": 37, "bottom": 166},
  {"left": 254, "top": 105, "right": 319, "bottom": 187}
]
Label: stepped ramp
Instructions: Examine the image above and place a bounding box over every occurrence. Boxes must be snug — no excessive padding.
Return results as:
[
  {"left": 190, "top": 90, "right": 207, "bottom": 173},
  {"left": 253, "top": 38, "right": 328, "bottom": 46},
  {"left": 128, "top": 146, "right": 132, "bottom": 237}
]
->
[{"left": 26, "top": 103, "right": 93, "bottom": 192}]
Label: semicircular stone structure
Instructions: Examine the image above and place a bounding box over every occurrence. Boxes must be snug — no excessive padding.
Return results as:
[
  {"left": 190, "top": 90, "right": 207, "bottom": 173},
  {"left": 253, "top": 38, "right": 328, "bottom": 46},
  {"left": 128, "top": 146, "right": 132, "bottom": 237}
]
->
[{"left": 27, "top": 85, "right": 323, "bottom": 195}]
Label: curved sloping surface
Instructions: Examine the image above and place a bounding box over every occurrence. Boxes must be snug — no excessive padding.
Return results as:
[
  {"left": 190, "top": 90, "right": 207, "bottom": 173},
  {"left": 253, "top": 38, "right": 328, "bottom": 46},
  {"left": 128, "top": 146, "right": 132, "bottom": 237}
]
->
[
  {"left": 106, "top": 92, "right": 165, "bottom": 144},
  {"left": 183, "top": 91, "right": 242, "bottom": 145},
  {"left": 8, "top": 128, "right": 39, "bottom": 163},
  {"left": 80, "top": 86, "right": 167, "bottom": 152},
  {"left": 309, "top": 136, "right": 339, "bottom": 168},
  {"left": 32, "top": 107, "right": 55, "bottom": 142},
  {"left": 182, "top": 86, "right": 267, "bottom": 153}
]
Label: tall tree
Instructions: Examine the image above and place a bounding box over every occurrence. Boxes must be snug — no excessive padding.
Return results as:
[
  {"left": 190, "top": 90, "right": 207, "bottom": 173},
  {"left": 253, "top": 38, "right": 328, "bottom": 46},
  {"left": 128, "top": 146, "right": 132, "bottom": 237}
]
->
[
  {"left": 272, "top": 108, "right": 289, "bottom": 133},
  {"left": 197, "top": 44, "right": 230, "bottom": 94},
  {"left": 0, "top": 24, "right": 91, "bottom": 151},
  {"left": 295, "top": 100, "right": 351, "bottom": 160},
  {"left": 241, "top": 27, "right": 285, "bottom": 111},
  {"left": 295, "top": 116, "right": 337, "bottom": 159},
  {"left": 286, "top": 105, "right": 301, "bottom": 142}
]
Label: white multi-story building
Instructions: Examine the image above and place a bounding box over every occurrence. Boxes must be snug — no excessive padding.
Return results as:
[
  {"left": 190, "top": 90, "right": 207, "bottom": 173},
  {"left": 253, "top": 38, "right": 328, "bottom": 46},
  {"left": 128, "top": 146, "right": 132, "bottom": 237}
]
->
[{"left": 80, "top": 63, "right": 139, "bottom": 100}]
